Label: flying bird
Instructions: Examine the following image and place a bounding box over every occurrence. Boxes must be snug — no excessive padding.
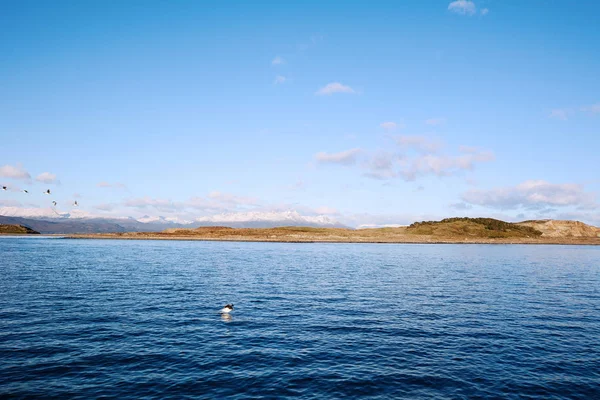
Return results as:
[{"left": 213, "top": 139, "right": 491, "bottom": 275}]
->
[
  {"left": 44, "top": 189, "right": 51, "bottom": 195},
  {"left": 23, "top": 189, "right": 28, "bottom": 194},
  {"left": 73, "top": 201, "right": 78, "bottom": 206},
  {"left": 52, "top": 201, "right": 57, "bottom": 207},
  {"left": 220, "top": 304, "right": 234, "bottom": 313},
  {"left": 2, "top": 186, "right": 6, "bottom": 191}
]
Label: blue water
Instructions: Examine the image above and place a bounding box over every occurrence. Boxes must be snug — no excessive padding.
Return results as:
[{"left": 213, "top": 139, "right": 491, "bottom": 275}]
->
[{"left": 1, "top": 238, "right": 599, "bottom": 399}]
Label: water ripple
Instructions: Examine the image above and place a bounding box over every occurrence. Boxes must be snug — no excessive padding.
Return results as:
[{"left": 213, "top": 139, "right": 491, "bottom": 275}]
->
[{"left": 1, "top": 238, "right": 599, "bottom": 398}]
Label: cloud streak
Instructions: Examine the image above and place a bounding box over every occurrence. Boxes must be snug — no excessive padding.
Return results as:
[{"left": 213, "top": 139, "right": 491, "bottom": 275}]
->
[
  {"left": 0, "top": 164, "right": 31, "bottom": 181},
  {"left": 425, "top": 118, "right": 446, "bottom": 126},
  {"left": 36, "top": 172, "right": 59, "bottom": 184},
  {"left": 582, "top": 103, "right": 600, "bottom": 114},
  {"left": 380, "top": 121, "right": 400, "bottom": 130},
  {"left": 549, "top": 108, "right": 571, "bottom": 120},
  {"left": 314, "top": 137, "right": 493, "bottom": 181},
  {"left": 398, "top": 149, "right": 495, "bottom": 181},
  {"left": 550, "top": 102, "right": 600, "bottom": 120},
  {"left": 362, "top": 151, "right": 399, "bottom": 179},
  {"left": 315, "top": 148, "right": 362, "bottom": 165},
  {"left": 316, "top": 82, "right": 355, "bottom": 96},
  {"left": 395, "top": 135, "right": 443, "bottom": 153},
  {"left": 97, "top": 182, "right": 127, "bottom": 190},
  {"left": 462, "top": 180, "right": 597, "bottom": 210},
  {"left": 448, "top": 1, "right": 477, "bottom": 15}
]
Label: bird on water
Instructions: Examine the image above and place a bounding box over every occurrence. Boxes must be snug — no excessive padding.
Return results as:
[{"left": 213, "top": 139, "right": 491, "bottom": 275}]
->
[{"left": 221, "top": 304, "right": 234, "bottom": 313}]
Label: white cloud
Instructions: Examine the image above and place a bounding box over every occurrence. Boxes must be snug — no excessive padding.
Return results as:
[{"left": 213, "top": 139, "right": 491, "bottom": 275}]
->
[
  {"left": 123, "top": 191, "right": 260, "bottom": 215},
  {"left": 549, "top": 108, "right": 571, "bottom": 120},
  {"left": 462, "top": 180, "right": 598, "bottom": 210},
  {"left": 97, "top": 182, "right": 127, "bottom": 189},
  {"left": 362, "top": 151, "right": 399, "bottom": 179},
  {"left": 35, "top": 172, "right": 59, "bottom": 184},
  {"left": 480, "top": 8, "right": 489, "bottom": 15},
  {"left": 380, "top": 121, "right": 399, "bottom": 130},
  {"left": 582, "top": 103, "right": 600, "bottom": 114},
  {"left": 0, "top": 205, "right": 147, "bottom": 221},
  {"left": 550, "top": 103, "right": 600, "bottom": 119},
  {"left": 448, "top": 0, "right": 477, "bottom": 15},
  {"left": 0, "top": 164, "right": 31, "bottom": 181},
  {"left": 313, "top": 136, "right": 493, "bottom": 182},
  {"left": 194, "top": 210, "right": 340, "bottom": 227},
  {"left": 316, "top": 82, "right": 355, "bottom": 96},
  {"left": 272, "top": 56, "right": 284, "bottom": 65},
  {"left": 425, "top": 118, "right": 446, "bottom": 126},
  {"left": 0, "top": 206, "right": 64, "bottom": 219},
  {"left": 399, "top": 150, "right": 495, "bottom": 181},
  {"left": 274, "top": 75, "right": 286, "bottom": 84},
  {"left": 315, "top": 148, "right": 362, "bottom": 165},
  {"left": 395, "top": 135, "right": 443, "bottom": 153}
]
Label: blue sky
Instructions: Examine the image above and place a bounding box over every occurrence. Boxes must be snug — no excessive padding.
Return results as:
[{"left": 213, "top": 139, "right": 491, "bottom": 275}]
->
[{"left": 1, "top": 0, "right": 599, "bottom": 227}]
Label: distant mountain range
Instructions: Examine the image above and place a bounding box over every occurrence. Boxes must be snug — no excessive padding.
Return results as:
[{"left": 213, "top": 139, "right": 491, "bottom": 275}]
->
[{"left": 0, "top": 207, "right": 346, "bottom": 234}]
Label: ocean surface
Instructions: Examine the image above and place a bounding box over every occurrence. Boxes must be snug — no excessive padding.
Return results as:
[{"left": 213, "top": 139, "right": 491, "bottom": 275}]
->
[{"left": 1, "top": 237, "right": 599, "bottom": 399}]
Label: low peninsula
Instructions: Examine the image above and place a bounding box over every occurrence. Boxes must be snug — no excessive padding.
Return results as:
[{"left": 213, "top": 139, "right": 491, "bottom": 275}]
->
[{"left": 67, "top": 218, "right": 600, "bottom": 245}]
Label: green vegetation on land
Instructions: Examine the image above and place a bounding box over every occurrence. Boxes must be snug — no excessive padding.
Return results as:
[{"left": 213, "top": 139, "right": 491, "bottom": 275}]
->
[
  {"left": 0, "top": 224, "right": 40, "bottom": 234},
  {"left": 407, "top": 218, "right": 543, "bottom": 238}
]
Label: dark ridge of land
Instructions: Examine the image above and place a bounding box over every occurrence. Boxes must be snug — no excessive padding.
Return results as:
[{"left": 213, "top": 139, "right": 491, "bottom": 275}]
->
[
  {"left": 67, "top": 218, "right": 600, "bottom": 245},
  {"left": 0, "top": 224, "right": 40, "bottom": 234},
  {"left": 408, "top": 217, "right": 543, "bottom": 239}
]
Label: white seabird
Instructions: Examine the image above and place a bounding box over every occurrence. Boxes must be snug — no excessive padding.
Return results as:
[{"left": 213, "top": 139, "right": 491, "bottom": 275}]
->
[{"left": 220, "top": 304, "right": 234, "bottom": 313}]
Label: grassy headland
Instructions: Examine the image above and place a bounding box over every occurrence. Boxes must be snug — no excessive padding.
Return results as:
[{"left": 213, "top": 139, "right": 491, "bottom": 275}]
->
[
  {"left": 0, "top": 224, "right": 40, "bottom": 235},
  {"left": 67, "top": 218, "right": 600, "bottom": 245}
]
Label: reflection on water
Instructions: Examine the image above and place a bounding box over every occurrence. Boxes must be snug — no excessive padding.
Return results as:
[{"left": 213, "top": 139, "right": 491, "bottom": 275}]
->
[{"left": 220, "top": 313, "right": 232, "bottom": 322}]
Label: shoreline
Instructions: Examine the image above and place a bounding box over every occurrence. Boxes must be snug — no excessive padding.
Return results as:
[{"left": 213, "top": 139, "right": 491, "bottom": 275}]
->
[{"left": 65, "top": 234, "right": 600, "bottom": 245}]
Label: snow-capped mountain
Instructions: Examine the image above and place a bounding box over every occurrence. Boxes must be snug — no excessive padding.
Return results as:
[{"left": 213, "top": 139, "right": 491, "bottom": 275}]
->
[
  {"left": 136, "top": 215, "right": 194, "bottom": 225},
  {"left": 0, "top": 206, "right": 127, "bottom": 220},
  {"left": 194, "top": 210, "right": 342, "bottom": 227},
  {"left": 0, "top": 206, "right": 70, "bottom": 219},
  {"left": 0, "top": 207, "right": 346, "bottom": 233}
]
